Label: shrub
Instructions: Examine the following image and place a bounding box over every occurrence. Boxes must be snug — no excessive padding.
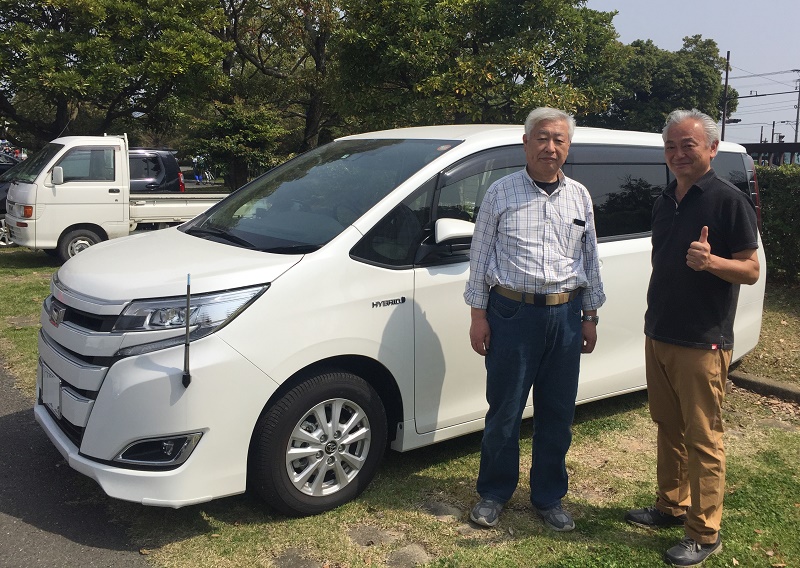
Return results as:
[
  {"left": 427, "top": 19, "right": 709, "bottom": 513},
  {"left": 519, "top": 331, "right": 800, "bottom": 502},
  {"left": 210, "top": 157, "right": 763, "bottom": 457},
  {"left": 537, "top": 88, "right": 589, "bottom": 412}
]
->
[{"left": 756, "top": 164, "right": 800, "bottom": 283}]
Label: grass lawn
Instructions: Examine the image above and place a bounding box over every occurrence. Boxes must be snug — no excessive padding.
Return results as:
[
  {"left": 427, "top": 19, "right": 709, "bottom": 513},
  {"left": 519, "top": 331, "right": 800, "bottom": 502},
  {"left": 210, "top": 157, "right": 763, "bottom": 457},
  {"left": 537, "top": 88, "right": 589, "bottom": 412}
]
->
[
  {"left": 738, "top": 281, "right": 800, "bottom": 388},
  {"left": 1, "top": 246, "right": 799, "bottom": 567}
]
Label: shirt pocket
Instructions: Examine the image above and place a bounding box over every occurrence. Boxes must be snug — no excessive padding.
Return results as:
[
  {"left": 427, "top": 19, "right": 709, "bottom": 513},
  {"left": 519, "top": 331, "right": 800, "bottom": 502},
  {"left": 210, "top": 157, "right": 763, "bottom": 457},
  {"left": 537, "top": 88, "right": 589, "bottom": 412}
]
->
[{"left": 559, "top": 217, "right": 586, "bottom": 260}]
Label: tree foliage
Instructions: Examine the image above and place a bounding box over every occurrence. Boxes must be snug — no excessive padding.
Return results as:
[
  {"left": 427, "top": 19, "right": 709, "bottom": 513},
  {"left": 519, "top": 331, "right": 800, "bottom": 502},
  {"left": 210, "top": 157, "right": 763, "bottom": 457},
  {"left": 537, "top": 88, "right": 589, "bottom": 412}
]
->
[
  {"left": 0, "top": 1, "right": 736, "bottom": 188},
  {"left": 583, "top": 35, "right": 737, "bottom": 132},
  {"left": 755, "top": 164, "right": 800, "bottom": 283},
  {"left": 0, "top": 0, "right": 227, "bottom": 146},
  {"left": 335, "top": 0, "right": 625, "bottom": 130},
  {"left": 189, "top": 99, "right": 289, "bottom": 190},
  {"left": 214, "top": 0, "right": 341, "bottom": 148}
]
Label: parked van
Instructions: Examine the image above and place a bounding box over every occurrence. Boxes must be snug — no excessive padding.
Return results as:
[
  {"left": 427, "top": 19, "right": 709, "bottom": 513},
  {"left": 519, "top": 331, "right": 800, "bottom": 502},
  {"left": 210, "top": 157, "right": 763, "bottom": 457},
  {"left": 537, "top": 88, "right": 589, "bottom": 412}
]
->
[{"left": 34, "top": 125, "right": 765, "bottom": 516}]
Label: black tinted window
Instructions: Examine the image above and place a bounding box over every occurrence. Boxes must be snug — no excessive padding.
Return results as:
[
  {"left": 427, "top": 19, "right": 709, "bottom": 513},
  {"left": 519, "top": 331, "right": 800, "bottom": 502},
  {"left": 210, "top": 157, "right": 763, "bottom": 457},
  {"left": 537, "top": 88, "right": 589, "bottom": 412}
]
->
[
  {"left": 129, "top": 155, "right": 162, "bottom": 181},
  {"left": 712, "top": 152, "right": 748, "bottom": 193},
  {"left": 350, "top": 178, "right": 435, "bottom": 267},
  {"left": 568, "top": 163, "right": 667, "bottom": 239}
]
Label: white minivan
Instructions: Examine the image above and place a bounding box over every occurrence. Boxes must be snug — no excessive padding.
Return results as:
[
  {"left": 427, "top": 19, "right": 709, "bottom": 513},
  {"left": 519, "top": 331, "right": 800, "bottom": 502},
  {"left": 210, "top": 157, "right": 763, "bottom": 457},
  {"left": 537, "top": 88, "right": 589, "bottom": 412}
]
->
[{"left": 34, "top": 125, "right": 766, "bottom": 516}]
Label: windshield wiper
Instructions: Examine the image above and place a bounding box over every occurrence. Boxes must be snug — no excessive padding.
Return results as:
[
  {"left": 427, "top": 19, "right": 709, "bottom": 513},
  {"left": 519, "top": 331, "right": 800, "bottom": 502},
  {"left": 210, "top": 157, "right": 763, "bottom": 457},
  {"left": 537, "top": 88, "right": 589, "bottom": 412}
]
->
[
  {"left": 262, "top": 244, "right": 321, "bottom": 254},
  {"left": 186, "top": 226, "right": 257, "bottom": 249}
]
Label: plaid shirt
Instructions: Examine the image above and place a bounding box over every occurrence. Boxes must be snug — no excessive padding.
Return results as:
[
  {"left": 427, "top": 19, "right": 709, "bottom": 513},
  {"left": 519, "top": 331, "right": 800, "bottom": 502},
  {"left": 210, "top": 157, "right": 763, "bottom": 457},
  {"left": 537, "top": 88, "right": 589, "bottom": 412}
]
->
[{"left": 464, "top": 168, "right": 606, "bottom": 311}]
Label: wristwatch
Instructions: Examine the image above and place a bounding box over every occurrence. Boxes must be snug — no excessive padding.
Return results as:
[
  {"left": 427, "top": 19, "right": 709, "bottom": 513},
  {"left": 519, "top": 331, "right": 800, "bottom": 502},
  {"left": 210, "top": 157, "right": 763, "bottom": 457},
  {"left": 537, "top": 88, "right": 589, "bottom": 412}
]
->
[{"left": 581, "top": 315, "right": 600, "bottom": 325}]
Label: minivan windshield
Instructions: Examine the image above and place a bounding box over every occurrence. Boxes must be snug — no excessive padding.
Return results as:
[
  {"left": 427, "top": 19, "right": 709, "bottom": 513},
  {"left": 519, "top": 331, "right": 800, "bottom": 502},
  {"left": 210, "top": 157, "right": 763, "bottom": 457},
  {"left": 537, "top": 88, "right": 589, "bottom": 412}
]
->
[
  {"left": 1, "top": 143, "right": 64, "bottom": 183},
  {"left": 183, "top": 138, "right": 459, "bottom": 253}
]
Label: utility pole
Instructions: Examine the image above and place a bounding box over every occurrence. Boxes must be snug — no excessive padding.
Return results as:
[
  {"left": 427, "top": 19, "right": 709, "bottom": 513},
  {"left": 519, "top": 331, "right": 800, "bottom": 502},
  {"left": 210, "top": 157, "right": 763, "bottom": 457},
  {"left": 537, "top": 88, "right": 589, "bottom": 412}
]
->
[
  {"left": 721, "top": 51, "right": 731, "bottom": 141},
  {"left": 794, "top": 78, "right": 799, "bottom": 143}
]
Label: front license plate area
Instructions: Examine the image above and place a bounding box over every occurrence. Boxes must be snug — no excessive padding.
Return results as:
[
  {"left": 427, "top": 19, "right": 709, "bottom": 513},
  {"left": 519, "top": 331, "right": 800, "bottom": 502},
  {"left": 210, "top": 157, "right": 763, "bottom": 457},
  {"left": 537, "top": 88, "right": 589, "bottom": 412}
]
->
[{"left": 41, "top": 362, "right": 62, "bottom": 419}]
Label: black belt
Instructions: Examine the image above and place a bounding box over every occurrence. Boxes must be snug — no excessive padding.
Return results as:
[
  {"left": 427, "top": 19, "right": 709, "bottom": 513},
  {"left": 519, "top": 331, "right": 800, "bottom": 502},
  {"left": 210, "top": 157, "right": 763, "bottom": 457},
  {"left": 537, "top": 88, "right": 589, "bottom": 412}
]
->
[{"left": 494, "top": 286, "right": 581, "bottom": 306}]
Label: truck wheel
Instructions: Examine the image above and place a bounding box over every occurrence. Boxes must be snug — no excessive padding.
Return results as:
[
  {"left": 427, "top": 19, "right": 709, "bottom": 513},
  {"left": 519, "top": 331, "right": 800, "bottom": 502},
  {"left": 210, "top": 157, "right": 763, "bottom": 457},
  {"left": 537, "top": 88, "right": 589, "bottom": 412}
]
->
[
  {"left": 58, "top": 229, "right": 101, "bottom": 262},
  {"left": 251, "top": 370, "right": 387, "bottom": 516},
  {"left": 0, "top": 217, "right": 15, "bottom": 247}
]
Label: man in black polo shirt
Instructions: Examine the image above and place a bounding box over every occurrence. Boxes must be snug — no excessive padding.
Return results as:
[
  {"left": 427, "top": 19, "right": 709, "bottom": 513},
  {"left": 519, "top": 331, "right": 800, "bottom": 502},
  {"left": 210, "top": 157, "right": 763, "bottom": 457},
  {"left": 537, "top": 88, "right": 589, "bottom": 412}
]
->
[{"left": 625, "top": 109, "right": 760, "bottom": 567}]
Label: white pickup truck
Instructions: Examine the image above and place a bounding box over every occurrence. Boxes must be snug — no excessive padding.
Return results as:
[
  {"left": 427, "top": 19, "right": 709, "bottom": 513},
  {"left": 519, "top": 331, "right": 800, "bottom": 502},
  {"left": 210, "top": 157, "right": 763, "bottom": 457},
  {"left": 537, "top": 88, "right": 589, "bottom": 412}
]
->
[{"left": 5, "top": 134, "right": 227, "bottom": 262}]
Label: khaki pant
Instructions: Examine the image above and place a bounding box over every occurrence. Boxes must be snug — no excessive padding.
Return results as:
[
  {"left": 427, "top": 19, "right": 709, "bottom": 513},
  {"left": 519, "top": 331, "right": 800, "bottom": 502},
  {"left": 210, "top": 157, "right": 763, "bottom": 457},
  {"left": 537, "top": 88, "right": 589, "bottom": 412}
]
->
[{"left": 645, "top": 337, "right": 731, "bottom": 544}]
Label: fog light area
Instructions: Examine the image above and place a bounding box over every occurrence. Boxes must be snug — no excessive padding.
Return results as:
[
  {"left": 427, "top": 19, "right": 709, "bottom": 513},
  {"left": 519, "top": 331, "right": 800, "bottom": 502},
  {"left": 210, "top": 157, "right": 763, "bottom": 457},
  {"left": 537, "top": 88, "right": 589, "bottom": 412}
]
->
[{"left": 115, "top": 433, "right": 203, "bottom": 468}]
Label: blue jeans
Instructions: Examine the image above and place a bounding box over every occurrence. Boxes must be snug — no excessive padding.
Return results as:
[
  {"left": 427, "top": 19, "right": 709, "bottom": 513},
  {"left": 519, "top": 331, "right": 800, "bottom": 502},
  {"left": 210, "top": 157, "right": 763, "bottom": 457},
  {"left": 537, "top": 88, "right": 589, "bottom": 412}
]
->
[{"left": 476, "top": 289, "right": 583, "bottom": 510}]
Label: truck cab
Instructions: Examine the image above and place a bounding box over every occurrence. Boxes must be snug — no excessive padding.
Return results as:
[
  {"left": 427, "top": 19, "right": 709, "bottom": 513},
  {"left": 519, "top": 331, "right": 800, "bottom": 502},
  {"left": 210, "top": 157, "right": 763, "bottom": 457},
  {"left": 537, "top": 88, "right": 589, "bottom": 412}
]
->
[
  {"left": 6, "top": 134, "right": 132, "bottom": 259},
  {"left": 6, "top": 135, "right": 220, "bottom": 262}
]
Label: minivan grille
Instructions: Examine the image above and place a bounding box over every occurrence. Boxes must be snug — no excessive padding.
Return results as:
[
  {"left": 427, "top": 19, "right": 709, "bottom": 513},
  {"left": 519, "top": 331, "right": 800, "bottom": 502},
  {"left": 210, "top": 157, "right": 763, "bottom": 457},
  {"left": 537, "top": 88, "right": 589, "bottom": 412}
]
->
[{"left": 51, "top": 299, "right": 118, "bottom": 332}]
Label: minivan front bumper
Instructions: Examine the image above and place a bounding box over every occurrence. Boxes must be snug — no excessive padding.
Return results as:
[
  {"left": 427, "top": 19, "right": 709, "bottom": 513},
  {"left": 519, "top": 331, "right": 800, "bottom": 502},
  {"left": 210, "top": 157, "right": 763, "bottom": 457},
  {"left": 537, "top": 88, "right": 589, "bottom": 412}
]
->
[{"left": 35, "top": 330, "right": 281, "bottom": 507}]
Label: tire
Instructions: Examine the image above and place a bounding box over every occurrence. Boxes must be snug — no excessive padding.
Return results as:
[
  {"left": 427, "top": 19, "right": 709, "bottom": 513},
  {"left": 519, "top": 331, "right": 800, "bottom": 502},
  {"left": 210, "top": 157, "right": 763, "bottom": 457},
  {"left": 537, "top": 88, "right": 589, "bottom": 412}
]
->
[
  {"left": 58, "top": 229, "right": 102, "bottom": 263},
  {"left": 251, "top": 370, "right": 387, "bottom": 516},
  {"left": 0, "top": 217, "right": 15, "bottom": 248}
]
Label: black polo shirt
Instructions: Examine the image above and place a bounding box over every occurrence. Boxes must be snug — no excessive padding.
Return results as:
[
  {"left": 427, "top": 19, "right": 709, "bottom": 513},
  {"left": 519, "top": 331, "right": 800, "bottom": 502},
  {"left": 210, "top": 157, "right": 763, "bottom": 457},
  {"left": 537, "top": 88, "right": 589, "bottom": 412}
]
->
[{"left": 644, "top": 169, "right": 759, "bottom": 350}]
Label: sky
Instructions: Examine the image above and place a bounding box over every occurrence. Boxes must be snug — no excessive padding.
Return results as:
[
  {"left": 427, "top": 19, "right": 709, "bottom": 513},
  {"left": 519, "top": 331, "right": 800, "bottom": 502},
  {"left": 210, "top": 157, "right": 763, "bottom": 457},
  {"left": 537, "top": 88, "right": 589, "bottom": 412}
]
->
[{"left": 585, "top": 0, "right": 800, "bottom": 145}]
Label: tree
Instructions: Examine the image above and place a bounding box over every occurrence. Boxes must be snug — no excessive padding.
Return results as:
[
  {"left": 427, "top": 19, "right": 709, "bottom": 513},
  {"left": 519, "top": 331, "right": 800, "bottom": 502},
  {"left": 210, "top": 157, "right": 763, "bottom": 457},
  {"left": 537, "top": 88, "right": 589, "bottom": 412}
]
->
[
  {"left": 181, "top": 0, "right": 343, "bottom": 187},
  {"left": 215, "top": 0, "right": 341, "bottom": 151},
  {"left": 583, "top": 35, "right": 738, "bottom": 132},
  {"left": 334, "top": 0, "right": 625, "bottom": 130},
  {"left": 0, "top": 0, "right": 227, "bottom": 147},
  {"left": 190, "top": 99, "right": 290, "bottom": 190}
]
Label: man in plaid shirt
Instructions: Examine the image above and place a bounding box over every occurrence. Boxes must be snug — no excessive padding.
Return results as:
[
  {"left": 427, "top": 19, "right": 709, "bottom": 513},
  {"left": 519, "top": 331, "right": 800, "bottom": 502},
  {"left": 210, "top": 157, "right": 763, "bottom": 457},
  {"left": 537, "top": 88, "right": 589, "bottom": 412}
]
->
[{"left": 465, "top": 107, "right": 605, "bottom": 531}]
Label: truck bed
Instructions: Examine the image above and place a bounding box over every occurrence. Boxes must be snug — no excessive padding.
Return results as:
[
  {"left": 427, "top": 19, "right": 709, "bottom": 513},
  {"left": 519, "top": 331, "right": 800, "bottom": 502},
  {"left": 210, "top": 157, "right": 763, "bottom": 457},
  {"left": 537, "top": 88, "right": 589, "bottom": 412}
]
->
[{"left": 129, "top": 192, "right": 228, "bottom": 224}]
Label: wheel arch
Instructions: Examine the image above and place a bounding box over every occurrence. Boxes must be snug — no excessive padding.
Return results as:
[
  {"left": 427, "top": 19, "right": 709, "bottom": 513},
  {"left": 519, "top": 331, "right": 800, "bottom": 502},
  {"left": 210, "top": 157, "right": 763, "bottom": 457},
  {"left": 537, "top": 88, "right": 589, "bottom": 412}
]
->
[
  {"left": 58, "top": 223, "right": 109, "bottom": 244},
  {"left": 247, "top": 355, "right": 404, "bottom": 474}
]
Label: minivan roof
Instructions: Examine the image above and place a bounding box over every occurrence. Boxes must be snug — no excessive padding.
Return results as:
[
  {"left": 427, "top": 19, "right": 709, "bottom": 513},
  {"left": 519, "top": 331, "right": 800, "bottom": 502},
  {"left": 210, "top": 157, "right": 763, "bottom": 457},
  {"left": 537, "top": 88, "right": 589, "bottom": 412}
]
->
[{"left": 339, "top": 124, "right": 747, "bottom": 153}]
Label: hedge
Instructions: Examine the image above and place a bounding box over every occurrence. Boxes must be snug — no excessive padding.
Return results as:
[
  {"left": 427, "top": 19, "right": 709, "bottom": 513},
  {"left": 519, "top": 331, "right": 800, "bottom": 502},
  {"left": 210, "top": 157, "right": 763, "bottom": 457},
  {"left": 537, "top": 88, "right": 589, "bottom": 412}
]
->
[{"left": 756, "top": 164, "right": 800, "bottom": 283}]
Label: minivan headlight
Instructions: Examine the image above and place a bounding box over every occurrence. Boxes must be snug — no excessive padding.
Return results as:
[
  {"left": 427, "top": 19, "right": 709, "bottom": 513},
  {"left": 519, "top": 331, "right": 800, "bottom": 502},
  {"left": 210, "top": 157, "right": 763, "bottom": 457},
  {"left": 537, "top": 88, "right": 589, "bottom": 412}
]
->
[{"left": 113, "top": 284, "right": 268, "bottom": 356}]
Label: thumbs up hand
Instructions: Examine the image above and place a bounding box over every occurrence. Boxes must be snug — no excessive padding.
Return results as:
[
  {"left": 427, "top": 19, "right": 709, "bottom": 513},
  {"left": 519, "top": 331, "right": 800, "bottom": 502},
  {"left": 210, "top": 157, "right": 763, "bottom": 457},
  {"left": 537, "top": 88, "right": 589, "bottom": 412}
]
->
[{"left": 686, "top": 225, "right": 712, "bottom": 271}]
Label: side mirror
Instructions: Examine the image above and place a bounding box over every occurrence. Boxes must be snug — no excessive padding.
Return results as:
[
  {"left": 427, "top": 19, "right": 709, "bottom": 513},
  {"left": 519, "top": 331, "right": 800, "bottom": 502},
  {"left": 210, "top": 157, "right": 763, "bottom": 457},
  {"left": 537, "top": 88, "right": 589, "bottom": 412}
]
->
[
  {"left": 52, "top": 166, "right": 64, "bottom": 185},
  {"left": 435, "top": 218, "right": 474, "bottom": 244}
]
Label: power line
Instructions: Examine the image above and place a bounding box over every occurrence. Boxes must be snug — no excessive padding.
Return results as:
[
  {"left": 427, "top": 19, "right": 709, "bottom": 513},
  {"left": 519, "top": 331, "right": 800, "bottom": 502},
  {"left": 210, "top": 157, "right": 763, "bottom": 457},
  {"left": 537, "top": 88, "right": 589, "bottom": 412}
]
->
[
  {"left": 728, "top": 67, "right": 799, "bottom": 90},
  {"left": 728, "top": 68, "right": 800, "bottom": 80},
  {"left": 735, "top": 103, "right": 796, "bottom": 114},
  {"left": 737, "top": 100, "right": 795, "bottom": 110}
]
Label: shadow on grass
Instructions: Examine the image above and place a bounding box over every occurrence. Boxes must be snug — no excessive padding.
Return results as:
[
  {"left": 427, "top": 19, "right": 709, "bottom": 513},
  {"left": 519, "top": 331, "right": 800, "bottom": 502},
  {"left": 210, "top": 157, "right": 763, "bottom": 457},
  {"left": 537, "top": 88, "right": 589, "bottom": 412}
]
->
[
  {"left": 121, "top": 391, "right": 654, "bottom": 550},
  {"left": 78, "top": 392, "right": 799, "bottom": 568},
  {"left": 0, "top": 246, "right": 61, "bottom": 269}
]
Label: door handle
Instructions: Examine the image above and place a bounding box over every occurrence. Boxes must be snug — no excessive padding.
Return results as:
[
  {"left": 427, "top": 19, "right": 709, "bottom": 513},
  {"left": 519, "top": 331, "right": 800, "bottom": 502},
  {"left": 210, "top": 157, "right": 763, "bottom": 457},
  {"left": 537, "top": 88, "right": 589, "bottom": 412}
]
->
[{"left": 109, "top": 188, "right": 121, "bottom": 194}]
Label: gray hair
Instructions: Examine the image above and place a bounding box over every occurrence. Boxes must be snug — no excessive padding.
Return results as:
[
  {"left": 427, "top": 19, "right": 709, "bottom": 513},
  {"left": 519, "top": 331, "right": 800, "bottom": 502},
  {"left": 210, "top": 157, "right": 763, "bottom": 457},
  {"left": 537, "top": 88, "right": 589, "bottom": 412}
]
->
[
  {"left": 524, "top": 107, "right": 576, "bottom": 140},
  {"left": 662, "top": 109, "right": 720, "bottom": 146}
]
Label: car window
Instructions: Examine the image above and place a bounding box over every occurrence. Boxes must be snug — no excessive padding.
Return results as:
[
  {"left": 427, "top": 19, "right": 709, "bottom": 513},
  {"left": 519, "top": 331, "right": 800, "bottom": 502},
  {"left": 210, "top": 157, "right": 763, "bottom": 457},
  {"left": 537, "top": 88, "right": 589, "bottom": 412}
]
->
[
  {"left": 349, "top": 146, "right": 526, "bottom": 269},
  {"left": 350, "top": 178, "right": 436, "bottom": 267},
  {"left": 186, "top": 138, "right": 459, "bottom": 252},
  {"left": 3, "top": 143, "right": 63, "bottom": 183},
  {"left": 58, "top": 147, "right": 116, "bottom": 182},
  {"left": 129, "top": 154, "right": 163, "bottom": 181},
  {"left": 569, "top": 163, "right": 667, "bottom": 239},
  {"left": 436, "top": 146, "right": 526, "bottom": 223},
  {"left": 712, "top": 152, "right": 748, "bottom": 193}
]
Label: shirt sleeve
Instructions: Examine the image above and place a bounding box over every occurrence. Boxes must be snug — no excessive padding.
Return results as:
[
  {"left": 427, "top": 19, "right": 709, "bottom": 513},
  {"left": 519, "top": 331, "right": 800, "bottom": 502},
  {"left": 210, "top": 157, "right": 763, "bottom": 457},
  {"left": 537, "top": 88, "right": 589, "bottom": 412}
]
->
[
  {"left": 464, "top": 186, "right": 498, "bottom": 309},
  {"left": 581, "top": 189, "right": 606, "bottom": 311},
  {"left": 726, "top": 191, "right": 759, "bottom": 254}
]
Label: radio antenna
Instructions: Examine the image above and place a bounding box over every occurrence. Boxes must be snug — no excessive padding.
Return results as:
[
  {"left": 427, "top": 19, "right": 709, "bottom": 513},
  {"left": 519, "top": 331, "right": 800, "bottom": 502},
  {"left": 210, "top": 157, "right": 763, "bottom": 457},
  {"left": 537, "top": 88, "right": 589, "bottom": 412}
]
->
[{"left": 182, "top": 273, "right": 192, "bottom": 388}]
